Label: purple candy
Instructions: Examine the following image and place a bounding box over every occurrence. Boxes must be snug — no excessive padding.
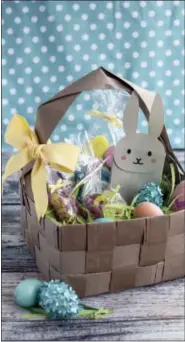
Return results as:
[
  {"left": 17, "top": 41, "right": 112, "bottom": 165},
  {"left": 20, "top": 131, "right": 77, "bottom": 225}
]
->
[{"left": 104, "top": 146, "right": 115, "bottom": 169}]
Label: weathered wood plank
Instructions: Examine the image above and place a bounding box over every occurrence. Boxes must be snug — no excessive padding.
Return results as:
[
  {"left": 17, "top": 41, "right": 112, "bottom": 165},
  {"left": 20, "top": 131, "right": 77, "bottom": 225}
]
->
[{"left": 2, "top": 273, "right": 184, "bottom": 341}]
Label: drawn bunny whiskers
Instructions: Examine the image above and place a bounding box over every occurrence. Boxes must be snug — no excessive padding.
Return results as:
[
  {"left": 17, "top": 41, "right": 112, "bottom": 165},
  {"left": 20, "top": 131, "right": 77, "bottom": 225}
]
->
[{"left": 110, "top": 91, "right": 166, "bottom": 204}]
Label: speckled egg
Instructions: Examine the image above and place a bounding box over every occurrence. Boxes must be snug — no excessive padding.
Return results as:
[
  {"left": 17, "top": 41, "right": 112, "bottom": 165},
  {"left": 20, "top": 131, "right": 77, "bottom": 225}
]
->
[
  {"left": 103, "top": 146, "right": 115, "bottom": 169},
  {"left": 134, "top": 202, "right": 164, "bottom": 218},
  {"left": 171, "top": 180, "right": 185, "bottom": 211},
  {"left": 94, "top": 218, "right": 114, "bottom": 223},
  {"left": 14, "top": 279, "right": 43, "bottom": 308}
]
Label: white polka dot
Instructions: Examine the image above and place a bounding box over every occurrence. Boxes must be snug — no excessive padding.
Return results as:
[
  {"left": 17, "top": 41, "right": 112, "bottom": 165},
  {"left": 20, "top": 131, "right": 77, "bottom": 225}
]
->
[
  {"left": 132, "top": 72, "right": 140, "bottom": 79},
  {"left": 32, "top": 36, "right": 39, "bottom": 43},
  {"left": 39, "top": 5, "right": 46, "bottom": 12},
  {"left": 174, "top": 118, "right": 181, "bottom": 125},
  {"left": 173, "top": 19, "right": 180, "bottom": 26},
  {"left": 66, "top": 55, "right": 73, "bottom": 62},
  {"left": 157, "top": 60, "right": 164, "bottom": 67},
  {"left": 42, "top": 86, "right": 49, "bottom": 93},
  {"left": 181, "top": 89, "right": 185, "bottom": 96},
  {"left": 89, "top": 2, "right": 98, "bottom": 10},
  {"left": 174, "top": 138, "right": 181, "bottom": 145},
  {"left": 77, "top": 124, "right": 84, "bottom": 130},
  {"left": 122, "top": 1, "right": 130, "bottom": 8},
  {"left": 40, "top": 26, "right": 47, "bottom": 33},
  {"left": 31, "top": 16, "right": 38, "bottom": 23},
  {"left": 74, "top": 64, "right": 81, "bottom": 72},
  {"left": 157, "top": 20, "right": 164, "bottom": 27},
  {"left": 91, "top": 44, "right": 97, "bottom": 51},
  {"left": 2, "top": 38, "right": 5, "bottom": 46},
  {"left": 23, "top": 26, "right": 30, "bottom": 34},
  {"left": 165, "top": 49, "right": 172, "bottom": 57},
  {"left": 57, "top": 45, "right": 64, "bottom": 52},
  {"left": 49, "top": 56, "right": 56, "bottom": 63},
  {"left": 132, "top": 11, "right": 139, "bottom": 18},
  {"left": 33, "top": 76, "right": 41, "bottom": 84},
  {"left": 18, "top": 97, "right": 25, "bottom": 104},
  {"left": 173, "top": 39, "right": 180, "bottom": 46},
  {"left": 141, "top": 41, "right": 147, "bottom": 48},
  {"left": 14, "top": 17, "right": 21, "bottom": 24},
  {"left": 7, "top": 27, "right": 13, "bottom": 35},
  {"left": 124, "top": 62, "right": 131, "bottom": 69},
  {"left": 157, "top": 80, "right": 164, "bottom": 87},
  {"left": 61, "top": 124, "right": 67, "bottom": 132},
  {"left": 107, "top": 43, "right": 114, "bottom": 50},
  {"left": 9, "top": 68, "right": 15, "bottom": 75},
  {"left": 48, "top": 15, "right": 55, "bottom": 22},
  {"left": 33, "top": 56, "right": 40, "bottom": 64},
  {"left": 108, "top": 63, "right": 115, "bottom": 70},
  {"left": 106, "top": 23, "right": 114, "bottom": 30},
  {"left": 115, "top": 32, "right": 122, "bottom": 39},
  {"left": 67, "top": 75, "right": 73, "bottom": 82},
  {"left": 166, "top": 109, "right": 172, "bottom": 116},
  {"left": 16, "top": 37, "right": 22, "bottom": 45},
  {"left": 149, "top": 71, "right": 156, "bottom": 77},
  {"left": 165, "top": 9, "right": 172, "bottom": 17},
  {"left": 173, "top": 79, "right": 180, "bottom": 86},
  {"left": 65, "top": 14, "right": 72, "bottom": 22},
  {"left": 65, "top": 35, "right": 72, "bottom": 42},
  {"left": 83, "top": 54, "right": 89, "bottom": 61},
  {"left": 165, "top": 89, "right": 172, "bottom": 96},
  {"left": 3, "top": 118, "right": 9, "bottom": 124},
  {"left": 142, "top": 120, "right": 147, "bottom": 127},
  {"left": 100, "top": 53, "right": 107, "bottom": 60},
  {"left": 25, "top": 67, "right": 32, "bottom": 74},
  {"left": 165, "top": 30, "right": 172, "bottom": 37},
  {"left": 2, "top": 98, "right": 8, "bottom": 105},
  {"left": 26, "top": 87, "right": 33, "bottom": 94},
  {"left": 2, "top": 59, "right": 7, "bottom": 66},
  {"left": 8, "top": 48, "right": 15, "bottom": 55},
  {"left": 82, "top": 33, "right": 89, "bottom": 40},
  {"left": 76, "top": 104, "right": 83, "bottom": 111},
  {"left": 73, "top": 44, "right": 81, "bottom": 51},
  {"left": 157, "top": 40, "right": 164, "bottom": 47},
  {"left": 167, "top": 128, "right": 172, "bottom": 135},
  {"left": 148, "top": 10, "right": 155, "bottom": 17},
  {"left": 57, "top": 25, "right": 64, "bottom": 32},
  {"left": 149, "top": 51, "right": 156, "bottom": 57},
  {"left": 174, "top": 99, "right": 180, "bottom": 106},
  {"left": 148, "top": 30, "right": 156, "bottom": 38},
  {"left": 139, "top": 1, "right": 147, "bottom": 7},
  {"left": 49, "top": 36, "right": 56, "bottom": 42},
  {"left": 124, "top": 42, "right": 131, "bottom": 49},
  {"left": 56, "top": 4, "right": 63, "bottom": 11},
  {"left": 74, "top": 24, "right": 80, "bottom": 31},
  {"left": 123, "top": 22, "right": 130, "bottom": 29},
  {"left": 106, "top": 2, "right": 113, "bottom": 9},
  {"left": 132, "top": 51, "right": 139, "bottom": 59},
  {"left": 22, "top": 6, "right": 29, "bottom": 13},
  {"left": 98, "top": 13, "right": 105, "bottom": 20},
  {"left": 16, "top": 57, "right": 23, "bottom": 65},
  {"left": 27, "top": 107, "right": 34, "bottom": 114},
  {"left": 17, "top": 77, "right": 24, "bottom": 84},
  {"left": 173, "top": 1, "right": 180, "bottom": 5},
  {"left": 141, "top": 81, "right": 148, "bottom": 88},
  {"left": 41, "top": 46, "right": 48, "bottom": 53},
  {"left": 24, "top": 47, "right": 31, "bottom": 54},
  {"left": 68, "top": 114, "right": 75, "bottom": 121},
  {"left": 10, "top": 108, "right": 17, "bottom": 115},
  {"left": 58, "top": 85, "right": 65, "bottom": 91},
  {"left": 58, "top": 65, "right": 65, "bottom": 72},
  {"left": 140, "top": 20, "right": 147, "bottom": 28},
  {"left": 165, "top": 70, "right": 172, "bottom": 76},
  {"left": 173, "top": 59, "right": 180, "bottom": 66},
  {"left": 53, "top": 135, "right": 60, "bottom": 142},
  {"left": 50, "top": 76, "right": 57, "bottom": 83},
  {"left": 132, "top": 32, "right": 139, "bottom": 38},
  {"left": 73, "top": 3, "right": 80, "bottom": 10},
  {"left": 116, "top": 52, "right": 122, "bottom": 60},
  {"left": 35, "top": 96, "right": 41, "bottom": 103},
  {"left": 6, "top": 7, "right": 12, "bottom": 14},
  {"left": 91, "top": 64, "right": 98, "bottom": 70},
  {"left": 90, "top": 23, "right": 97, "bottom": 30},
  {"left": 140, "top": 61, "right": 148, "bottom": 68}
]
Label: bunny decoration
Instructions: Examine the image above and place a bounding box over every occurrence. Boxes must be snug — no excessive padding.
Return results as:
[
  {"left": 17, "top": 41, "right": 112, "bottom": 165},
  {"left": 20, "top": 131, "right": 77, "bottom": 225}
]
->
[{"left": 110, "top": 91, "right": 166, "bottom": 204}]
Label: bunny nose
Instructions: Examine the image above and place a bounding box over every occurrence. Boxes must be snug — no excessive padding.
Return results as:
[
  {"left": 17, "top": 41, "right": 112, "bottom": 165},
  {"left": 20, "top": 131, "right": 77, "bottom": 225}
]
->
[{"left": 136, "top": 158, "right": 142, "bottom": 162}]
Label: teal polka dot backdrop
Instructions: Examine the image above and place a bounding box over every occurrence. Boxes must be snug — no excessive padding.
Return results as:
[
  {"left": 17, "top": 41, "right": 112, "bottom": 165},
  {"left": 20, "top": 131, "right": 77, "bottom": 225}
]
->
[{"left": 2, "top": 0, "right": 185, "bottom": 151}]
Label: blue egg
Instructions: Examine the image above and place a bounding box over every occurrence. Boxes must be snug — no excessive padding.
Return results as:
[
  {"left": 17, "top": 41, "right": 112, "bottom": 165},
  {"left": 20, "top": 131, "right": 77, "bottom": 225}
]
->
[
  {"left": 14, "top": 279, "right": 43, "bottom": 308},
  {"left": 94, "top": 218, "right": 114, "bottom": 223},
  {"left": 101, "top": 167, "right": 110, "bottom": 182}
]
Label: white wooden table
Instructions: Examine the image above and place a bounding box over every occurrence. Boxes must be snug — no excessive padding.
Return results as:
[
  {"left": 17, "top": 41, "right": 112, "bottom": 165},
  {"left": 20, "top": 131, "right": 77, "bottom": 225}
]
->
[{"left": 2, "top": 152, "right": 185, "bottom": 341}]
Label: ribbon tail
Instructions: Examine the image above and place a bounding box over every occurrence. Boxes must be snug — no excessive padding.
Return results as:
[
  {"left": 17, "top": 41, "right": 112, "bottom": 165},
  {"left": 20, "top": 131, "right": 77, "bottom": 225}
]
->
[
  {"left": 31, "top": 160, "right": 48, "bottom": 221},
  {"left": 2, "top": 149, "right": 32, "bottom": 191}
]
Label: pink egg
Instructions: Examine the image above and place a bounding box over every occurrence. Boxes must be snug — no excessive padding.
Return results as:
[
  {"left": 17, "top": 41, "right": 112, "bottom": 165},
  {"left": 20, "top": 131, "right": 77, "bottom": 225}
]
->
[
  {"left": 134, "top": 202, "right": 164, "bottom": 218},
  {"left": 171, "top": 180, "right": 185, "bottom": 212},
  {"left": 103, "top": 146, "right": 115, "bottom": 169}
]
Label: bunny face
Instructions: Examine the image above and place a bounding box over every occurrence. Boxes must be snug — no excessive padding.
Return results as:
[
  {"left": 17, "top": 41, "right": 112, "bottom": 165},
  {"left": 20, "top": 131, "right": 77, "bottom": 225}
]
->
[{"left": 114, "top": 134, "right": 166, "bottom": 174}]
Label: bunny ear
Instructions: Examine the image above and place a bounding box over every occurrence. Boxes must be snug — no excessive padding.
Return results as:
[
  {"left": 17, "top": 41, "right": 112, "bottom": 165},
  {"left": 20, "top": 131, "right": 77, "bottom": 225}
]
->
[
  {"left": 148, "top": 94, "right": 164, "bottom": 138},
  {"left": 123, "top": 91, "right": 139, "bottom": 136}
]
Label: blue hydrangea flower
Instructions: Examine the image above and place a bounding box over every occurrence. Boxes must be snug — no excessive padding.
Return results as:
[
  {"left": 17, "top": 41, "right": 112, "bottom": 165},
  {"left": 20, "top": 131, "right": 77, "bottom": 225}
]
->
[
  {"left": 38, "top": 280, "right": 81, "bottom": 319},
  {"left": 135, "top": 182, "right": 163, "bottom": 208}
]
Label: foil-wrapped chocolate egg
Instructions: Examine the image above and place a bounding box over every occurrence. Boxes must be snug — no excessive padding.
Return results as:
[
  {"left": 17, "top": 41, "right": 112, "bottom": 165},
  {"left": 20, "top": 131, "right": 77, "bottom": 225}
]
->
[{"left": 171, "top": 180, "right": 185, "bottom": 211}]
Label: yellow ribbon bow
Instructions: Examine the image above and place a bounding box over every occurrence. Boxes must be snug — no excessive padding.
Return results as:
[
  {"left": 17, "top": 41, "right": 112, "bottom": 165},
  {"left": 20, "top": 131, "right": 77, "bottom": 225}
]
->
[
  {"left": 88, "top": 110, "right": 123, "bottom": 128},
  {"left": 2, "top": 114, "right": 80, "bottom": 220}
]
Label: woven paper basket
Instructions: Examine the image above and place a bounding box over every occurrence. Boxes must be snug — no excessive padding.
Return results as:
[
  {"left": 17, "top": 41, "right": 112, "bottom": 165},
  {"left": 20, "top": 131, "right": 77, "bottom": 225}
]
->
[{"left": 20, "top": 67, "right": 185, "bottom": 297}]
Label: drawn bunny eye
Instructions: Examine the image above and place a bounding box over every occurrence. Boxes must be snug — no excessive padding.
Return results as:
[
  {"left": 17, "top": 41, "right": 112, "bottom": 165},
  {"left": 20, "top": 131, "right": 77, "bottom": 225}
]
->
[
  {"left": 127, "top": 149, "right": 131, "bottom": 154},
  {"left": 147, "top": 151, "right": 152, "bottom": 157}
]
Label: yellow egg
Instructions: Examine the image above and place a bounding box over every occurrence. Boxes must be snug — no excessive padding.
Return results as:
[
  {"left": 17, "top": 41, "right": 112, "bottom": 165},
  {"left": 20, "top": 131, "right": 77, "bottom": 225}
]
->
[
  {"left": 90, "top": 135, "right": 109, "bottom": 158},
  {"left": 134, "top": 202, "right": 164, "bottom": 218}
]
